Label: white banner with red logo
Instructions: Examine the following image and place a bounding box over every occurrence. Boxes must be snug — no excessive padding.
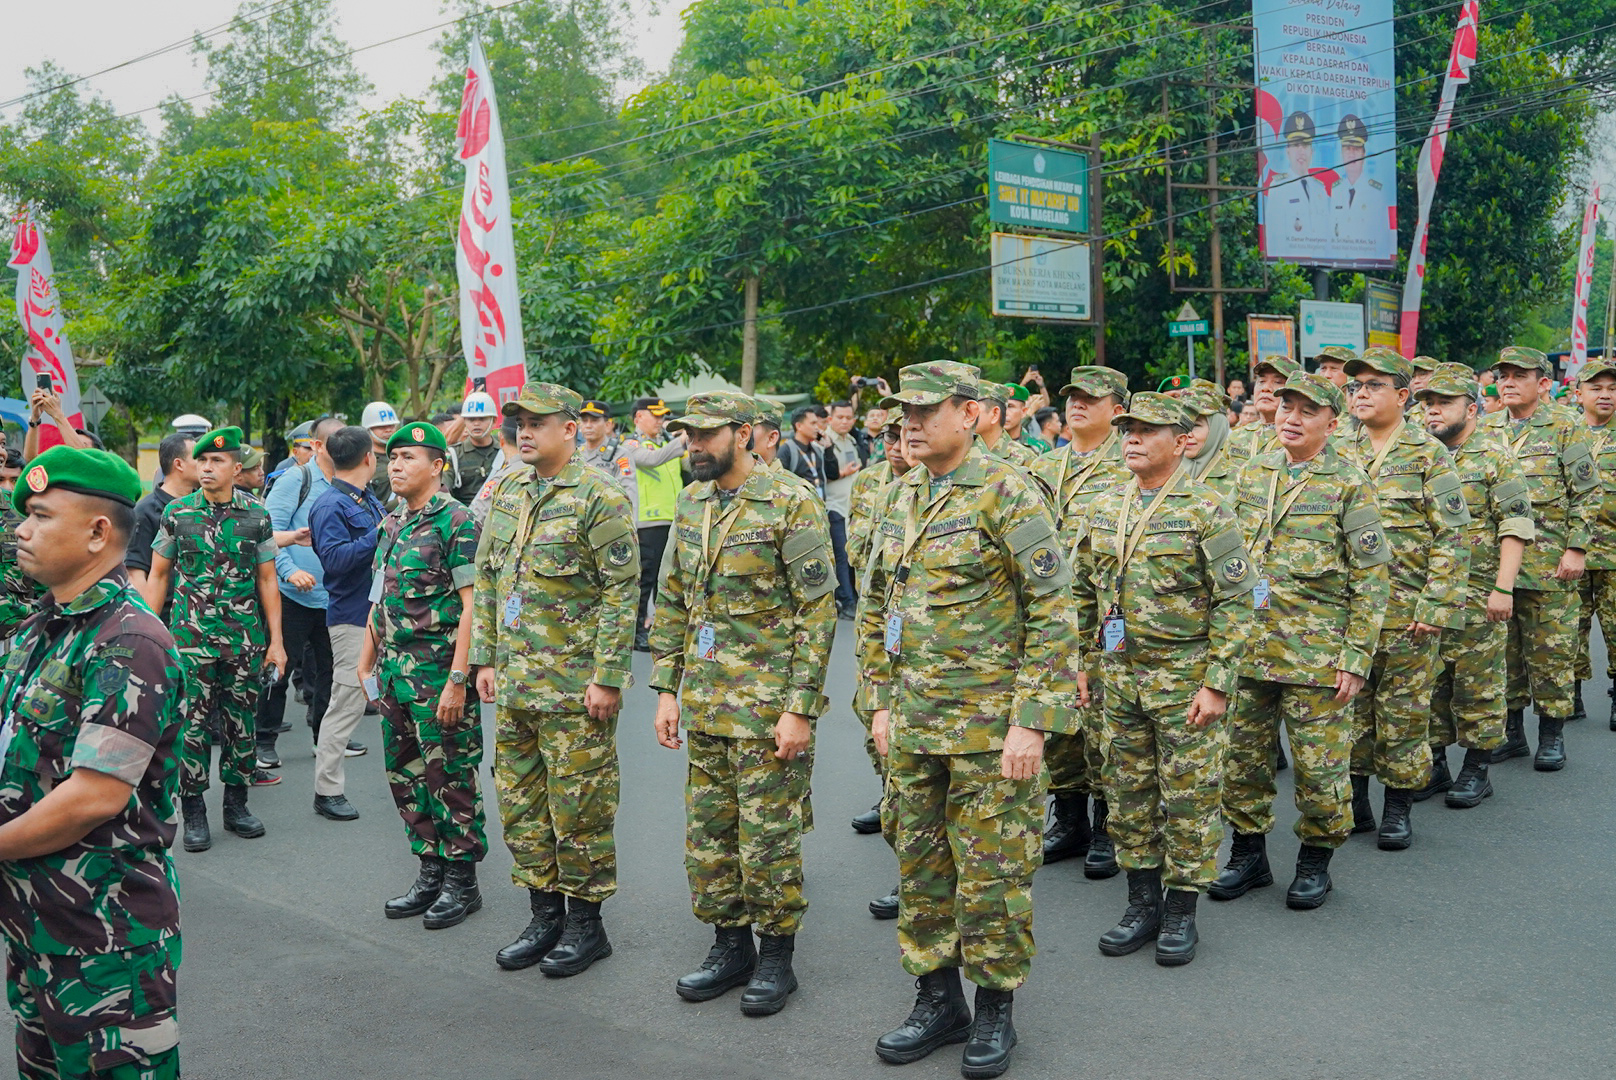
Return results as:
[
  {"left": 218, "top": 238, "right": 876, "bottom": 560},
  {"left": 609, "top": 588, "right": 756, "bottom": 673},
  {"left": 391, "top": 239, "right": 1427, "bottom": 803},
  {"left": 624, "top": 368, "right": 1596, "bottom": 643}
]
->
[
  {"left": 455, "top": 35, "right": 527, "bottom": 405},
  {"left": 1568, "top": 185, "right": 1602, "bottom": 382},
  {"left": 7, "top": 212, "right": 83, "bottom": 449},
  {"left": 1399, "top": 0, "right": 1480, "bottom": 357}
]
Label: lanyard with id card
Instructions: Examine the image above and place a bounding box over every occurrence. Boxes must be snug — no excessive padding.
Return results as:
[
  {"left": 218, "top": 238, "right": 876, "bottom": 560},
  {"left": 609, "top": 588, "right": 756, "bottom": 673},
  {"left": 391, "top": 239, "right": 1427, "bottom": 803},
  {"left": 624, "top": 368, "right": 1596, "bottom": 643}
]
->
[
  {"left": 1103, "top": 465, "right": 1186, "bottom": 654},
  {"left": 502, "top": 481, "right": 563, "bottom": 632},
  {"left": 883, "top": 484, "right": 956, "bottom": 655},
  {"left": 1253, "top": 465, "right": 1314, "bottom": 612},
  {"left": 693, "top": 495, "right": 746, "bottom": 660}
]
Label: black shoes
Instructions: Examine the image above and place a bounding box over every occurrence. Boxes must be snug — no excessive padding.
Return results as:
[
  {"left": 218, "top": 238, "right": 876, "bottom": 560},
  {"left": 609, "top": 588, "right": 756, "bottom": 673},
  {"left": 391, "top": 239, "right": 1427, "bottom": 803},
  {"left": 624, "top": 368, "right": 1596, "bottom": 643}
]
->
[
  {"left": 851, "top": 801, "right": 882, "bottom": 835},
  {"left": 496, "top": 890, "right": 567, "bottom": 970},
  {"left": 1350, "top": 774, "right": 1376, "bottom": 834},
  {"left": 1412, "top": 748, "right": 1452, "bottom": 803},
  {"left": 875, "top": 968, "right": 972, "bottom": 1065},
  {"left": 1572, "top": 681, "right": 1587, "bottom": 722},
  {"left": 1042, "top": 794, "right": 1091, "bottom": 863},
  {"left": 1608, "top": 684, "right": 1616, "bottom": 731},
  {"left": 738, "top": 934, "right": 796, "bottom": 1015},
  {"left": 1083, "top": 798, "right": 1119, "bottom": 879},
  {"left": 1156, "top": 890, "right": 1199, "bottom": 967},
  {"left": 385, "top": 855, "right": 445, "bottom": 919},
  {"left": 1286, "top": 844, "right": 1334, "bottom": 909},
  {"left": 1493, "top": 707, "right": 1529, "bottom": 762},
  {"left": 313, "top": 794, "right": 359, "bottom": 821},
  {"left": 1209, "top": 832, "right": 1271, "bottom": 901},
  {"left": 962, "top": 987, "right": 1017, "bottom": 1079},
  {"left": 255, "top": 746, "right": 281, "bottom": 769},
  {"left": 1275, "top": 733, "right": 1289, "bottom": 772},
  {"left": 222, "top": 785, "right": 265, "bottom": 838},
  {"left": 870, "top": 884, "right": 899, "bottom": 920},
  {"left": 181, "top": 795, "right": 211, "bottom": 852},
  {"left": 677, "top": 926, "right": 757, "bottom": 1002},
  {"left": 539, "top": 898, "right": 612, "bottom": 977},
  {"left": 633, "top": 628, "right": 651, "bottom": 653},
  {"left": 1098, "top": 868, "right": 1162, "bottom": 956},
  {"left": 1534, "top": 716, "right": 1567, "bottom": 771},
  {"left": 1378, "top": 788, "right": 1413, "bottom": 850},
  {"left": 1446, "top": 748, "right": 1494, "bottom": 808},
  {"left": 422, "top": 861, "right": 482, "bottom": 929}
]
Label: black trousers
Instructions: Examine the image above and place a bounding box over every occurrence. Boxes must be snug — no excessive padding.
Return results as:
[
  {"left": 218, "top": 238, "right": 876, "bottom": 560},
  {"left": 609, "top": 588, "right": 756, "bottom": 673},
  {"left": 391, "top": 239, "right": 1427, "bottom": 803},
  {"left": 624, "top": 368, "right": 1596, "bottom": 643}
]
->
[
  {"left": 256, "top": 595, "right": 333, "bottom": 749},
  {"left": 637, "top": 524, "right": 670, "bottom": 634}
]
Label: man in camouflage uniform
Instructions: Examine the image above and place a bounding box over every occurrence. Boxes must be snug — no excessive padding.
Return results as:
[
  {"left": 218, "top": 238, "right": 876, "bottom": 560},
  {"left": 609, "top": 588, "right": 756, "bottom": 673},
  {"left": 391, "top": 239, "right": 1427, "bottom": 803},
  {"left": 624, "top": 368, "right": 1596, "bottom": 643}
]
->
[
  {"left": 1417, "top": 364, "right": 1534, "bottom": 808},
  {"left": 0, "top": 446, "right": 185, "bottom": 1079},
  {"left": 1408, "top": 355, "right": 1439, "bottom": 404},
  {"left": 360, "top": 422, "right": 487, "bottom": 930},
  {"left": 1226, "top": 355, "right": 1301, "bottom": 463},
  {"left": 1483, "top": 345, "right": 1599, "bottom": 770},
  {"left": 1574, "top": 358, "right": 1616, "bottom": 727},
  {"left": 1335, "top": 348, "right": 1469, "bottom": 849},
  {"left": 143, "top": 426, "right": 286, "bottom": 852},
  {"left": 1072, "top": 393, "right": 1256, "bottom": 967},
  {"left": 973, "top": 381, "right": 1039, "bottom": 468},
  {"left": 0, "top": 483, "right": 42, "bottom": 641},
  {"left": 1312, "top": 345, "right": 1355, "bottom": 389},
  {"left": 1212, "top": 373, "right": 1391, "bottom": 910},
  {"left": 862, "top": 362, "right": 1078, "bottom": 1077},
  {"left": 651, "top": 392, "right": 835, "bottom": 1017},
  {"left": 1028, "top": 366, "right": 1129, "bottom": 876},
  {"left": 471, "top": 384, "right": 638, "bottom": 977}
]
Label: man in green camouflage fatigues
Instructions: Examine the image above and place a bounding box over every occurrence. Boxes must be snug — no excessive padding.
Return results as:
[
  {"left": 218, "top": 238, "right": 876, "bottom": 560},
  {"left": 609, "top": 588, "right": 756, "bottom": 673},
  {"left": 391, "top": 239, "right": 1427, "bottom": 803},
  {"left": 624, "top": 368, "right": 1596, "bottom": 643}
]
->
[
  {"left": 0, "top": 487, "right": 42, "bottom": 641},
  {"left": 0, "top": 446, "right": 186, "bottom": 1080},
  {"left": 1029, "top": 365, "right": 1130, "bottom": 874},
  {"left": 1417, "top": 364, "right": 1534, "bottom": 808},
  {"left": 471, "top": 384, "right": 638, "bottom": 975},
  {"left": 1483, "top": 345, "right": 1599, "bottom": 770},
  {"left": 1072, "top": 393, "right": 1255, "bottom": 967},
  {"left": 973, "top": 380, "right": 1040, "bottom": 468},
  {"left": 1574, "top": 357, "right": 1616, "bottom": 725},
  {"left": 1335, "top": 348, "right": 1470, "bottom": 848},
  {"left": 848, "top": 417, "right": 906, "bottom": 784},
  {"left": 1226, "top": 355, "right": 1300, "bottom": 463},
  {"left": 1213, "top": 373, "right": 1391, "bottom": 910},
  {"left": 652, "top": 391, "right": 835, "bottom": 1015}
]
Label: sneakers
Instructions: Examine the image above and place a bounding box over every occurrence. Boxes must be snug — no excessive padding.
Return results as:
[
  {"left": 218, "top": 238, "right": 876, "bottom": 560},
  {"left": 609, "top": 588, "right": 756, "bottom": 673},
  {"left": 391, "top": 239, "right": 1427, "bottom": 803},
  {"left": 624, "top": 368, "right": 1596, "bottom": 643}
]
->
[
  {"left": 250, "top": 767, "right": 282, "bottom": 787},
  {"left": 255, "top": 747, "right": 282, "bottom": 770},
  {"left": 344, "top": 740, "right": 368, "bottom": 757}
]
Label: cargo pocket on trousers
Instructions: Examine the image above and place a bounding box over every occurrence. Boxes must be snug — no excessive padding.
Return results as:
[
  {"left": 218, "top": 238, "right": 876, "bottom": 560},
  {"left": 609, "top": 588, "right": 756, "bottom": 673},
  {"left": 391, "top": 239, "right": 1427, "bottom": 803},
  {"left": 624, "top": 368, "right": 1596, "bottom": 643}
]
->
[{"left": 976, "top": 777, "right": 1042, "bottom": 867}]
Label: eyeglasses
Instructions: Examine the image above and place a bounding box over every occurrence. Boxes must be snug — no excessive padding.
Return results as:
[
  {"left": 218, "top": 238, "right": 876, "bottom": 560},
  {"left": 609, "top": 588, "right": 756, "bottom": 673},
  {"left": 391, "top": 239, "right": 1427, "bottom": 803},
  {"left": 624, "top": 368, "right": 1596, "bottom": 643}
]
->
[{"left": 1350, "top": 379, "right": 1395, "bottom": 396}]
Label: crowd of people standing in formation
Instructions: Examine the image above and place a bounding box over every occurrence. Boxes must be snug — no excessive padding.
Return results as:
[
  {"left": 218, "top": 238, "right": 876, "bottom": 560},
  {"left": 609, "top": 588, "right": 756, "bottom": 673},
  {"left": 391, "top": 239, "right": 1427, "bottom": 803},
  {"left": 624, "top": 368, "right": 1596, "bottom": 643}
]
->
[{"left": 0, "top": 339, "right": 1608, "bottom": 1079}]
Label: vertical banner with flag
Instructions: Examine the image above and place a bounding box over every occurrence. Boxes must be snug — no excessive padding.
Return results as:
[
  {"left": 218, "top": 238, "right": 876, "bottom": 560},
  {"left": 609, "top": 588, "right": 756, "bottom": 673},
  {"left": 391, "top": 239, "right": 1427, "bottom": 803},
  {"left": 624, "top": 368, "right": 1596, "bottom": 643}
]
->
[
  {"left": 1568, "top": 186, "right": 1602, "bottom": 382},
  {"left": 8, "top": 211, "right": 83, "bottom": 448},
  {"left": 1399, "top": 0, "right": 1480, "bottom": 357},
  {"left": 455, "top": 35, "right": 527, "bottom": 405}
]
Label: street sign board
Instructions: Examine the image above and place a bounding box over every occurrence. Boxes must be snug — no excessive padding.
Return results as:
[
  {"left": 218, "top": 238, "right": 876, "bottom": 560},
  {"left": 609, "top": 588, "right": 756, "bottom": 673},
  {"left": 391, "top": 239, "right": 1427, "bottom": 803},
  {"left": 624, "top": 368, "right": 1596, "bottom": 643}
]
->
[
  {"left": 1299, "top": 300, "right": 1366, "bottom": 356},
  {"left": 1363, "top": 279, "right": 1400, "bottom": 351},
  {"left": 78, "top": 384, "right": 111, "bottom": 429},
  {"left": 1169, "top": 320, "right": 1209, "bottom": 337},
  {"left": 988, "top": 139, "right": 1089, "bottom": 233},
  {"left": 990, "top": 233, "right": 1092, "bottom": 319}
]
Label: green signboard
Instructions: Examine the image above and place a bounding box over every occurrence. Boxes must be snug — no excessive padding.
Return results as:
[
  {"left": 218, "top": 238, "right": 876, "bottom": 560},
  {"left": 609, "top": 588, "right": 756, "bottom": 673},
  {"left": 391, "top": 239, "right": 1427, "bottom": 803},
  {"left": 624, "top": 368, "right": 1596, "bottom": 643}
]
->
[
  {"left": 1169, "top": 320, "right": 1209, "bottom": 337},
  {"left": 988, "top": 138, "right": 1089, "bottom": 234}
]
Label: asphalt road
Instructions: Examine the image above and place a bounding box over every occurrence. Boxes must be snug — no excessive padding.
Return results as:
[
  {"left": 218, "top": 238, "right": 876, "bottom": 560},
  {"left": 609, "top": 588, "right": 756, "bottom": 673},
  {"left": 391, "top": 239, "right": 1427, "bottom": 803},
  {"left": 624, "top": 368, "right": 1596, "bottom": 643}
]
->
[{"left": 21, "top": 624, "right": 1616, "bottom": 1080}]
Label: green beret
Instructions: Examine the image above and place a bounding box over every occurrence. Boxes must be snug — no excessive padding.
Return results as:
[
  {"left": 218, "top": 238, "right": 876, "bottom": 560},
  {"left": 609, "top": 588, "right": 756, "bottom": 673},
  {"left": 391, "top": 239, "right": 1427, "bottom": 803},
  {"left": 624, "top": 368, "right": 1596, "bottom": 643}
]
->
[
  {"left": 387, "top": 421, "right": 448, "bottom": 454},
  {"left": 1112, "top": 391, "right": 1191, "bottom": 429},
  {"left": 194, "top": 426, "right": 244, "bottom": 458},
  {"left": 1157, "top": 375, "right": 1189, "bottom": 393},
  {"left": 20, "top": 446, "right": 143, "bottom": 512},
  {"left": 1004, "top": 382, "right": 1031, "bottom": 403}
]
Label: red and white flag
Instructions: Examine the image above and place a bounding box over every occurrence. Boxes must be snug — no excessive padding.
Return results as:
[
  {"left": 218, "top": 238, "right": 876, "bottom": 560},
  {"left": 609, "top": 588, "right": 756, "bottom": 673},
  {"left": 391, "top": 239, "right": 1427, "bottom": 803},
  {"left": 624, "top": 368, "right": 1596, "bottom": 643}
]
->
[
  {"left": 7, "top": 210, "right": 83, "bottom": 448},
  {"left": 456, "top": 35, "right": 526, "bottom": 404},
  {"left": 1568, "top": 186, "right": 1602, "bottom": 381},
  {"left": 1398, "top": 0, "right": 1480, "bottom": 357}
]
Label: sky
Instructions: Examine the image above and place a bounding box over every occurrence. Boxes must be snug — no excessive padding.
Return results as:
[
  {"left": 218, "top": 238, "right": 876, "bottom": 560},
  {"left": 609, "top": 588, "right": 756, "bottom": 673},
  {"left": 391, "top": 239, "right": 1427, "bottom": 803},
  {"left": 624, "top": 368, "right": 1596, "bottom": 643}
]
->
[{"left": 0, "top": 0, "right": 688, "bottom": 128}]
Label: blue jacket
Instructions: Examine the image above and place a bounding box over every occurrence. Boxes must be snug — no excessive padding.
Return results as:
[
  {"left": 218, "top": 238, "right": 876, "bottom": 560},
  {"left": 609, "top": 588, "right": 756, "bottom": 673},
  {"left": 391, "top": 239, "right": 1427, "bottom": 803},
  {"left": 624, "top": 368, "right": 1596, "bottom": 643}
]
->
[
  {"left": 267, "top": 462, "right": 332, "bottom": 609},
  {"left": 309, "top": 478, "right": 385, "bottom": 627}
]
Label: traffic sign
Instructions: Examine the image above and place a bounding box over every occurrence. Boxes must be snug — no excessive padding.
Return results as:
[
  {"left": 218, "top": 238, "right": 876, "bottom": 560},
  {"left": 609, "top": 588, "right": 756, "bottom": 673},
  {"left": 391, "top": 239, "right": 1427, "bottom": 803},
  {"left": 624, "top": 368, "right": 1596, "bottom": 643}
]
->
[
  {"left": 1169, "top": 319, "right": 1209, "bottom": 337},
  {"left": 78, "top": 384, "right": 111, "bottom": 429}
]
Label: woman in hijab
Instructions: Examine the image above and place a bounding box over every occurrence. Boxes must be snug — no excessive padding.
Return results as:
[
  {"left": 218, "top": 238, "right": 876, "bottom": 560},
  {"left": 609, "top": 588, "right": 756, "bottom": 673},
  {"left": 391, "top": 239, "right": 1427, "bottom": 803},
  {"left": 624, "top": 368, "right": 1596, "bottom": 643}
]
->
[{"left": 1181, "top": 386, "right": 1236, "bottom": 503}]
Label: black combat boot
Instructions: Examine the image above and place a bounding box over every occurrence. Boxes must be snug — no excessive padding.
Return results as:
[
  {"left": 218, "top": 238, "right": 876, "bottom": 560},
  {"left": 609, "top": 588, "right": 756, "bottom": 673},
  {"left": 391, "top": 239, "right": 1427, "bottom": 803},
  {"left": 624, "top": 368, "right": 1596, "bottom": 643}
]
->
[
  {"left": 738, "top": 933, "right": 796, "bottom": 1015},
  {"left": 1608, "top": 684, "right": 1616, "bottom": 731},
  {"left": 1572, "top": 681, "right": 1588, "bottom": 722},
  {"left": 1493, "top": 707, "right": 1529, "bottom": 762},
  {"left": 1445, "top": 748, "right": 1494, "bottom": 808},
  {"left": 422, "top": 861, "right": 482, "bottom": 929},
  {"left": 1350, "top": 774, "right": 1376, "bottom": 834},
  {"left": 1378, "top": 787, "right": 1414, "bottom": 850},
  {"left": 1209, "top": 832, "right": 1271, "bottom": 901},
  {"left": 1155, "top": 889, "right": 1199, "bottom": 967},
  {"left": 875, "top": 968, "right": 972, "bottom": 1065},
  {"left": 1098, "top": 868, "right": 1162, "bottom": 956},
  {"left": 1275, "top": 732, "right": 1289, "bottom": 772},
  {"left": 851, "top": 801, "right": 882, "bottom": 835},
  {"left": 1412, "top": 747, "right": 1452, "bottom": 803},
  {"left": 1285, "top": 844, "right": 1335, "bottom": 909},
  {"left": 1082, "top": 798, "right": 1119, "bottom": 879},
  {"left": 869, "top": 884, "right": 899, "bottom": 920},
  {"left": 961, "top": 987, "right": 1017, "bottom": 1079},
  {"left": 1534, "top": 716, "right": 1567, "bottom": 771},
  {"left": 676, "top": 926, "right": 756, "bottom": 1001},
  {"left": 495, "top": 890, "right": 566, "bottom": 970},
  {"left": 221, "top": 785, "right": 265, "bottom": 838},
  {"left": 384, "top": 855, "right": 446, "bottom": 919},
  {"left": 1042, "top": 794, "right": 1091, "bottom": 863},
  {"left": 181, "top": 795, "right": 211, "bottom": 852},
  {"left": 540, "top": 897, "right": 612, "bottom": 977}
]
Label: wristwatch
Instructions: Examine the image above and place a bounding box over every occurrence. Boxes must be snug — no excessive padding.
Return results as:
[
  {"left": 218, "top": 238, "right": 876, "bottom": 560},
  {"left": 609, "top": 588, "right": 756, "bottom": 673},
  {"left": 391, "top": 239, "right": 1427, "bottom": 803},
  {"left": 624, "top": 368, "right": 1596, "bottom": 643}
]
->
[{"left": 449, "top": 669, "right": 468, "bottom": 686}]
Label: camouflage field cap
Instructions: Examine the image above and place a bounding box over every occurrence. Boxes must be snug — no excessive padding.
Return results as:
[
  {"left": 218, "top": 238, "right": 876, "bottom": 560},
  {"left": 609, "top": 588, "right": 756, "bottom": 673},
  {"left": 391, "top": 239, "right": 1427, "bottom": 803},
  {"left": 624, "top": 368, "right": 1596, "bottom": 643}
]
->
[
  {"left": 1112, "top": 391, "right": 1192, "bottom": 429},
  {"left": 1255, "top": 354, "right": 1301, "bottom": 379},
  {"left": 1345, "top": 346, "right": 1413, "bottom": 381},
  {"left": 386, "top": 421, "right": 448, "bottom": 453},
  {"left": 749, "top": 396, "right": 786, "bottom": 429},
  {"left": 1579, "top": 357, "right": 1616, "bottom": 384},
  {"left": 1179, "top": 386, "right": 1224, "bottom": 417},
  {"left": 880, "top": 361, "right": 982, "bottom": 408},
  {"left": 1315, "top": 345, "right": 1357, "bottom": 365},
  {"left": 1057, "top": 365, "right": 1130, "bottom": 401},
  {"left": 503, "top": 382, "right": 583, "bottom": 419},
  {"left": 667, "top": 391, "right": 756, "bottom": 431},
  {"left": 1277, "top": 371, "right": 1345, "bottom": 413},
  {"left": 194, "top": 426, "right": 244, "bottom": 458},
  {"left": 975, "top": 378, "right": 1010, "bottom": 407},
  {"left": 1409, "top": 355, "right": 1440, "bottom": 373},
  {"left": 1495, "top": 345, "right": 1549, "bottom": 374},
  {"left": 1413, "top": 363, "right": 1480, "bottom": 402},
  {"left": 20, "top": 445, "right": 144, "bottom": 511}
]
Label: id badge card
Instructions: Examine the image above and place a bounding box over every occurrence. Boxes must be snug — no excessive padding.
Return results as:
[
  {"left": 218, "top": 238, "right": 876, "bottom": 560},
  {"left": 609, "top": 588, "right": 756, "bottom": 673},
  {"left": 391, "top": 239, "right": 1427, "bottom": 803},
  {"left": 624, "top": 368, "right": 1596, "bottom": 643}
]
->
[
  {"left": 368, "top": 575, "right": 383, "bottom": 604},
  {"left": 696, "top": 623, "right": 718, "bottom": 660},
  {"left": 362, "top": 674, "right": 381, "bottom": 701},
  {"left": 0, "top": 717, "right": 14, "bottom": 766},
  {"left": 1253, "top": 577, "right": 1271, "bottom": 611},
  {"left": 502, "top": 593, "right": 522, "bottom": 629},
  {"left": 1101, "top": 610, "right": 1127, "bottom": 653},
  {"left": 884, "top": 613, "right": 904, "bottom": 655}
]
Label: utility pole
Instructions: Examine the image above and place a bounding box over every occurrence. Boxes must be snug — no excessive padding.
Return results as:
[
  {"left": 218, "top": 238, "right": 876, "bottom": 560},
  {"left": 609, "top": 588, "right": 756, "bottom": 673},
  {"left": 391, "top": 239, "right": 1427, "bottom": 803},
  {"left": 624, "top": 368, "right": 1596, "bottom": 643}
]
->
[
  {"left": 1207, "top": 126, "right": 1225, "bottom": 384},
  {"left": 1604, "top": 229, "right": 1616, "bottom": 361},
  {"left": 740, "top": 273, "right": 759, "bottom": 393},
  {"left": 1091, "top": 132, "right": 1107, "bottom": 367}
]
